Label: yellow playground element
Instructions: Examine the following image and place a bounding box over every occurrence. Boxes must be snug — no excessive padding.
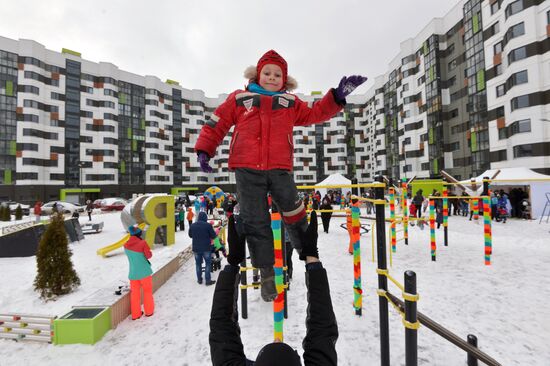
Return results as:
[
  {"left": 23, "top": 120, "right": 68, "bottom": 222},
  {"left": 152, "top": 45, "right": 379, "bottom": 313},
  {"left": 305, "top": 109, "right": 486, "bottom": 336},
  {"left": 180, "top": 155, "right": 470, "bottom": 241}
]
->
[{"left": 96, "top": 223, "right": 146, "bottom": 257}]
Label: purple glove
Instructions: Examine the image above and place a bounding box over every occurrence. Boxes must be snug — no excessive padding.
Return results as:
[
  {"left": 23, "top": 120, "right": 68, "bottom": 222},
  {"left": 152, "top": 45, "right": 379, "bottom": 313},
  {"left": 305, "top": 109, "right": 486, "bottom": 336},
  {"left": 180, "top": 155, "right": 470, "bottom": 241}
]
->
[
  {"left": 197, "top": 151, "right": 213, "bottom": 173},
  {"left": 334, "top": 75, "right": 368, "bottom": 101}
]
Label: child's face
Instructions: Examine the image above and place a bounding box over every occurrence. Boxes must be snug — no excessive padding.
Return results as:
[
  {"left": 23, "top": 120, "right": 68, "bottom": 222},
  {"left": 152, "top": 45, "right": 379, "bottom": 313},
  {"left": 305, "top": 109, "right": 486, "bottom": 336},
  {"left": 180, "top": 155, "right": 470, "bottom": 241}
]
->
[{"left": 258, "top": 64, "right": 284, "bottom": 92}]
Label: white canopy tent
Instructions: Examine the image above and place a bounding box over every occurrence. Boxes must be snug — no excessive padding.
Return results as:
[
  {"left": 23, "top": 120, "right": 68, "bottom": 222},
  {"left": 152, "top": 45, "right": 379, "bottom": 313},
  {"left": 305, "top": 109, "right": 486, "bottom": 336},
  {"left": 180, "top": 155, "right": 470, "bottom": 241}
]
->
[
  {"left": 463, "top": 168, "right": 550, "bottom": 218},
  {"left": 314, "top": 173, "right": 351, "bottom": 198}
]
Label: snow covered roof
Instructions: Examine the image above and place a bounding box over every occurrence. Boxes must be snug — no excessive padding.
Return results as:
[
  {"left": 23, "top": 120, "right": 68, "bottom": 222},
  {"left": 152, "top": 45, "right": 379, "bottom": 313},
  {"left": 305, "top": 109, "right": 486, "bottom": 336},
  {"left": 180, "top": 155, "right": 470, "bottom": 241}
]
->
[
  {"left": 469, "top": 167, "right": 550, "bottom": 186},
  {"left": 315, "top": 173, "right": 351, "bottom": 186}
]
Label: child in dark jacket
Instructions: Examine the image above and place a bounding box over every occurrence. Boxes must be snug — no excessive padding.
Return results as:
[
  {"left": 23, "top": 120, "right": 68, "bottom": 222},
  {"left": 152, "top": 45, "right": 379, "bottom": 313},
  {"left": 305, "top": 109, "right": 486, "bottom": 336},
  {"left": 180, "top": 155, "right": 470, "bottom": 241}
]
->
[
  {"left": 189, "top": 212, "right": 217, "bottom": 285},
  {"left": 124, "top": 225, "right": 154, "bottom": 320},
  {"left": 195, "top": 49, "right": 366, "bottom": 301}
]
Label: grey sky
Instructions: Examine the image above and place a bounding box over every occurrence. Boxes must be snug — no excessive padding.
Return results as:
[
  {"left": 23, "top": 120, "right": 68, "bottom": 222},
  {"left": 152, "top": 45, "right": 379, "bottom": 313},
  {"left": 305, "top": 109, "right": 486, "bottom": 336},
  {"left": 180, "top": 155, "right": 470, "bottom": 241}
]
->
[{"left": 1, "top": 0, "right": 459, "bottom": 97}]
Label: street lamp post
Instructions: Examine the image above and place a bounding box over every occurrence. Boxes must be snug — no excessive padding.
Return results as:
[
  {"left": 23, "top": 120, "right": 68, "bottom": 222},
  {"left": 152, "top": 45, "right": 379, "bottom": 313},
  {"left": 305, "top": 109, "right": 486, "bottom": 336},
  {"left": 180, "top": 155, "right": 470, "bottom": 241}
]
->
[{"left": 77, "top": 161, "right": 84, "bottom": 203}]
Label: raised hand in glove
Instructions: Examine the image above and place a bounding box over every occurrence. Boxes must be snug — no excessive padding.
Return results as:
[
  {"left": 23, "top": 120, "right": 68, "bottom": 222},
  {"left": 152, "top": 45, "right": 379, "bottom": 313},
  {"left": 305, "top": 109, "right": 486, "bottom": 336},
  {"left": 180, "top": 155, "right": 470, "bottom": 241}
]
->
[
  {"left": 299, "top": 211, "right": 319, "bottom": 260},
  {"left": 227, "top": 215, "right": 245, "bottom": 266},
  {"left": 334, "top": 75, "right": 368, "bottom": 102},
  {"left": 197, "top": 151, "right": 213, "bottom": 173}
]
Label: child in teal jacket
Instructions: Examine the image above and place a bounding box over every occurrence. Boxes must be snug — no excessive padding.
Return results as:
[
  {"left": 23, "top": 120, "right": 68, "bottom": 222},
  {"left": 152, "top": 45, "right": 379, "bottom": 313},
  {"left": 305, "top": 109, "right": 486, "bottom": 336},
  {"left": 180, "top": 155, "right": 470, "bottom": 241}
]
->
[{"left": 124, "top": 225, "right": 154, "bottom": 320}]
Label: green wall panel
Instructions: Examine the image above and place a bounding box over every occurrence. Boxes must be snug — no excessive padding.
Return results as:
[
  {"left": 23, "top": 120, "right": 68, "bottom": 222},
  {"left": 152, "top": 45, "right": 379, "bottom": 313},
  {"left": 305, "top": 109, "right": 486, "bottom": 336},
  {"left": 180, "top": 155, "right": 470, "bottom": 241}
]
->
[
  {"left": 6, "top": 80, "right": 13, "bottom": 96},
  {"left": 477, "top": 70, "right": 485, "bottom": 91},
  {"left": 471, "top": 132, "right": 477, "bottom": 152},
  {"left": 4, "top": 169, "right": 12, "bottom": 184}
]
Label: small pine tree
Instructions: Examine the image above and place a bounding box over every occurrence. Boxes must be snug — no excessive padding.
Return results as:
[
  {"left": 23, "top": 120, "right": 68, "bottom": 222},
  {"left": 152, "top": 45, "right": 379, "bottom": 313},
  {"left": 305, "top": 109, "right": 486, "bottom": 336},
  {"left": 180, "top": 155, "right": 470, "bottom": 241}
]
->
[
  {"left": 15, "top": 205, "right": 23, "bottom": 220},
  {"left": 1, "top": 206, "right": 10, "bottom": 221},
  {"left": 34, "top": 212, "right": 80, "bottom": 299}
]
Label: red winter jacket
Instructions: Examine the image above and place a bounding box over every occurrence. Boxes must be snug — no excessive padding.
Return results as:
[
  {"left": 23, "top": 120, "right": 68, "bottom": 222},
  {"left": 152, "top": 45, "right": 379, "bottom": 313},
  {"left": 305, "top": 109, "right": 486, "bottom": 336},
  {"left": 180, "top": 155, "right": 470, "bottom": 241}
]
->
[{"left": 195, "top": 89, "right": 343, "bottom": 171}]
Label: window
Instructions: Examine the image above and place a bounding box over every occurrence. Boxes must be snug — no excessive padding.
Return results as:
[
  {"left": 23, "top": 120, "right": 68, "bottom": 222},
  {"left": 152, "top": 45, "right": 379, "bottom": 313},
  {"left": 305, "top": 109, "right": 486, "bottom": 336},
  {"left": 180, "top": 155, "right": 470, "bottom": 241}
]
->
[
  {"left": 447, "top": 142, "right": 460, "bottom": 151},
  {"left": 446, "top": 76, "right": 456, "bottom": 88},
  {"left": 448, "top": 59, "right": 457, "bottom": 71},
  {"left": 513, "top": 70, "right": 528, "bottom": 85},
  {"left": 494, "top": 42, "right": 502, "bottom": 55},
  {"left": 447, "top": 43, "right": 455, "bottom": 56},
  {"left": 505, "top": 0, "right": 523, "bottom": 19},
  {"left": 504, "top": 22, "right": 525, "bottom": 44},
  {"left": 403, "top": 83, "right": 409, "bottom": 92},
  {"left": 499, "top": 119, "right": 531, "bottom": 140},
  {"left": 19, "top": 85, "right": 39, "bottom": 95},
  {"left": 510, "top": 95, "right": 529, "bottom": 111},
  {"left": 491, "top": 1, "right": 500, "bottom": 14},
  {"left": 508, "top": 46, "right": 526, "bottom": 65},
  {"left": 547, "top": 10, "right": 550, "bottom": 24},
  {"left": 488, "top": 22, "right": 500, "bottom": 37},
  {"left": 513, "top": 144, "right": 532, "bottom": 158},
  {"left": 496, "top": 84, "right": 506, "bottom": 97},
  {"left": 495, "top": 63, "right": 503, "bottom": 76},
  {"left": 515, "top": 118, "right": 531, "bottom": 134}
]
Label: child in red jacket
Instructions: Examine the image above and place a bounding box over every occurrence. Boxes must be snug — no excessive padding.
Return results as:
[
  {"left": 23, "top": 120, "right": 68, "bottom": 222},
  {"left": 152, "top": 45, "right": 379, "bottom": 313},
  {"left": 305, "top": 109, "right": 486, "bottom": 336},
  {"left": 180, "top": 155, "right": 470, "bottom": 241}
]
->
[
  {"left": 195, "top": 49, "right": 366, "bottom": 301},
  {"left": 124, "top": 225, "right": 154, "bottom": 320}
]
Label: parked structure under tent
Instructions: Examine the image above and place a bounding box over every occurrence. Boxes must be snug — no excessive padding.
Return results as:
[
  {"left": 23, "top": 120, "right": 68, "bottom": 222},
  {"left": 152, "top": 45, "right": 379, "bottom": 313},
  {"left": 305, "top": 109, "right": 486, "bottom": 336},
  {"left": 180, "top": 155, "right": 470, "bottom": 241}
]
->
[
  {"left": 314, "top": 173, "right": 352, "bottom": 199},
  {"left": 460, "top": 168, "right": 550, "bottom": 219}
]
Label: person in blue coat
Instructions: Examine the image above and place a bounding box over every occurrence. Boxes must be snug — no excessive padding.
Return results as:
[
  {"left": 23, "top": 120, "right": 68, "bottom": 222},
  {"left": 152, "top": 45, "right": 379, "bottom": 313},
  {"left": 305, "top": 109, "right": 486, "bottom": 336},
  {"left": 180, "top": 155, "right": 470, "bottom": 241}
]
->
[{"left": 189, "top": 211, "right": 217, "bottom": 285}]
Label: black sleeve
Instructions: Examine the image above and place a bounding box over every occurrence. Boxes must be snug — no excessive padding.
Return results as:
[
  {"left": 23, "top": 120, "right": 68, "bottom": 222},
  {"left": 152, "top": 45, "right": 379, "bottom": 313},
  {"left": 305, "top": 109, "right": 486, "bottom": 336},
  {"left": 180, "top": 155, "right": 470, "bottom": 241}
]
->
[
  {"left": 302, "top": 267, "right": 339, "bottom": 366},
  {"left": 209, "top": 265, "right": 248, "bottom": 366}
]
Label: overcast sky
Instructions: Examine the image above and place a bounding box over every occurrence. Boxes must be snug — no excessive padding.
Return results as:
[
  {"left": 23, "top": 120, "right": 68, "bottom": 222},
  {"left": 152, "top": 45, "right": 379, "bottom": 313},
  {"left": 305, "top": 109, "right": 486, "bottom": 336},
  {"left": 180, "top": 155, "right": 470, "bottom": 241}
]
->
[{"left": 0, "top": 0, "right": 459, "bottom": 98}]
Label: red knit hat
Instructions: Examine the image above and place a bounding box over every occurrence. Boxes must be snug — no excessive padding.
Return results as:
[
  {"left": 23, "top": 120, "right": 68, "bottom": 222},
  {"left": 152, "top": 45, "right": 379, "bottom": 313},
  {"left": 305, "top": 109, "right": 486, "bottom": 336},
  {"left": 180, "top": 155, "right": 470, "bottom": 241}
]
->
[{"left": 256, "top": 50, "right": 288, "bottom": 89}]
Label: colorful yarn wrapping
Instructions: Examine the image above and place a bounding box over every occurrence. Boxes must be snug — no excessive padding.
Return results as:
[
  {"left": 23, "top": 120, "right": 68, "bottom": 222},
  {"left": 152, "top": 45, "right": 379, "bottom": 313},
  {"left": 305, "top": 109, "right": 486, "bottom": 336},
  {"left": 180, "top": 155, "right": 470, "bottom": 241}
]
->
[
  {"left": 401, "top": 180, "right": 408, "bottom": 243},
  {"left": 430, "top": 199, "right": 436, "bottom": 261},
  {"left": 483, "top": 197, "right": 492, "bottom": 265},
  {"left": 351, "top": 206, "right": 362, "bottom": 313},
  {"left": 347, "top": 210, "right": 353, "bottom": 254},
  {"left": 473, "top": 199, "right": 479, "bottom": 220},
  {"left": 271, "top": 212, "right": 284, "bottom": 342},
  {"left": 442, "top": 187, "right": 448, "bottom": 227},
  {"left": 389, "top": 188, "right": 396, "bottom": 253}
]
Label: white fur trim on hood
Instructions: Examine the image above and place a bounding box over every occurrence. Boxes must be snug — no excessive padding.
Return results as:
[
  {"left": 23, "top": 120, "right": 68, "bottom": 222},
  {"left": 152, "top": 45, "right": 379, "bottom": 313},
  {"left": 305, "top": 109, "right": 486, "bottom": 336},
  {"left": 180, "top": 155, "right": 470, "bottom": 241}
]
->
[{"left": 243, "top": 65, "right": 298, "bottom": 92}]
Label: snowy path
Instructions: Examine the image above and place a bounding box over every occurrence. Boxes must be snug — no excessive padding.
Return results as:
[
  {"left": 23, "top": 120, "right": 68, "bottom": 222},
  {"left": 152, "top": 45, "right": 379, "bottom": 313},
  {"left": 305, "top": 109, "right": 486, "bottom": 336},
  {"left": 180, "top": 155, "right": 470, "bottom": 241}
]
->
[{"left": 1, "top": 213, "right": 549, "bottom": 365}]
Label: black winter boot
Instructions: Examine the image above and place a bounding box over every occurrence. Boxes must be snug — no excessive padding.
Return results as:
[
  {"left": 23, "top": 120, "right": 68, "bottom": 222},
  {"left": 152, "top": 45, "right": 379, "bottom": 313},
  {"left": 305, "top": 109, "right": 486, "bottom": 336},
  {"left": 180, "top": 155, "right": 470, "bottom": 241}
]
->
[{"left": 260, "top": 267, "right": 278, "bottom": 302}]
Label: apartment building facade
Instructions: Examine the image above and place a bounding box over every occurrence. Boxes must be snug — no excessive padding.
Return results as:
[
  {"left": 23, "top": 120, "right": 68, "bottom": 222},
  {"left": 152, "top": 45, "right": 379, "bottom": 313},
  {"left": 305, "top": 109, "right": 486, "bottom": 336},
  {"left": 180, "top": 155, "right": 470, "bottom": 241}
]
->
[
  {"left": 0, "top": 37, "right": 352, "bottom": 202},
  {"left": 356, "top": 0, "right": 549, "bottom": 182},
  {"left": 1, "top": 0, "right": 549, "bottom": 202}
]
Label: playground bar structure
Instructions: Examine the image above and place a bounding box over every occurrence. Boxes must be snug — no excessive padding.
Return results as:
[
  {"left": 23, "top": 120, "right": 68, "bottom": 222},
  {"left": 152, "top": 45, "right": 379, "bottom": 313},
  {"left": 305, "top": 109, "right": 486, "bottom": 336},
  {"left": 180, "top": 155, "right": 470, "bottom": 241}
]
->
[
  {"left": 375, "top": 176, "right": 390, "bottom": 365},
  {"left": 351, "top": 206, "right": 362, "bottom": 316}
]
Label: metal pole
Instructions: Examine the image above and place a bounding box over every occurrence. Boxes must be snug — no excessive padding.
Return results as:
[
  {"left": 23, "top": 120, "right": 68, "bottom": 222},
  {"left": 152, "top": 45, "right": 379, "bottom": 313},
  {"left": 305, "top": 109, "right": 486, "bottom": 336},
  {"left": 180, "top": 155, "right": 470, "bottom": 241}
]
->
[
  {"left": 442, "top": 178, "right": 448, "bottom": 247},
  {"left": 240, "top": 258, "right": 248, "bottom": 319},
  {"left": 375, "top": 175, "right": 390, "bottom": 366},
  {"left": 281, "top": 222, "right": 288, "bottom": 319},
  {"left": 467, "top": 334, "right": 479, "bottom": 366},
  {"left": 404, "top": 270, "right": 418, "bottom": 366}
]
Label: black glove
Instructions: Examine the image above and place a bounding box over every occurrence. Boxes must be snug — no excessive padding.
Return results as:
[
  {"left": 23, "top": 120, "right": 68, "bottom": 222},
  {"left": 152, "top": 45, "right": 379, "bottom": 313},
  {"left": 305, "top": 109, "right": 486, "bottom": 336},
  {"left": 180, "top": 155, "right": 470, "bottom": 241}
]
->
[
  {"left": 299, "top": 211, "right": 319, "bottom": 260},
  {"left": 227, "top": 215, "right": 245, "bottom": 266}
]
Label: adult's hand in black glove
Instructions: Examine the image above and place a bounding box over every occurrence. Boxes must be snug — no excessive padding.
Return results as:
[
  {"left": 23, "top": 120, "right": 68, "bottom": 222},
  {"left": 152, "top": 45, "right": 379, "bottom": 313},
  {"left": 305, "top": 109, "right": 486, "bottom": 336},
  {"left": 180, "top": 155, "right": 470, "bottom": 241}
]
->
[
  {"left": 227, "top": 215, "right": 245, "bottom": 266},
  {"left": 299, "top": 211, "right": 319, "bottom": 260}
]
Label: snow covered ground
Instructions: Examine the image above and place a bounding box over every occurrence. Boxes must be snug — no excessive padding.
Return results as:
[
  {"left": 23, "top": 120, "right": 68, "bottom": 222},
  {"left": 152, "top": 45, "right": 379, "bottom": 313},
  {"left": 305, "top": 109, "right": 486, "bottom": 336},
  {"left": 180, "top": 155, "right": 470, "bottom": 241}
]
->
[{"left": 0, "top": 210, "right": 549, "bottom": 365}]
